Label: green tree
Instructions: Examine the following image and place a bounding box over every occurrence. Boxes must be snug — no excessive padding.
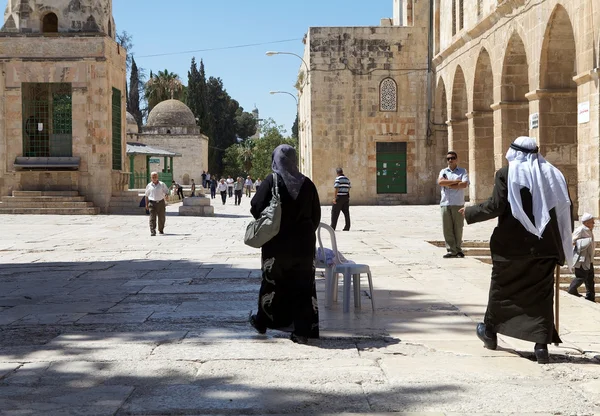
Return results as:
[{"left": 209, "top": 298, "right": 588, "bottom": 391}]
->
[
  {"left": 291, "top": 113, "right": 299, "bottom": 140},
  {"left": 127, "top": 57, "right": 144, "bottom": 129},
  {"left": 235, "top": 108, "right": 257, "bottom": 140},
  {"left": 250, "top": 118, "right": 296, "bottom": 180},
  {"left": 187, "top": 58, "right": 212, "bottom": 137},
  {"left": 145, "top": 69, "right": 184, "bottom": 113},
  {"left": 206, "top": 76, "right": 239, "bottom": 174},
  {"left": 222, "top": 144, "right": 245, "bottom": 177}
]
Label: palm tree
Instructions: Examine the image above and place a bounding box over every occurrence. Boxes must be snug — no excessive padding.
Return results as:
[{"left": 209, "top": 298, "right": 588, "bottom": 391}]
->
[{"left": 145, "top": 69, "right": 184, "bottom": 112}]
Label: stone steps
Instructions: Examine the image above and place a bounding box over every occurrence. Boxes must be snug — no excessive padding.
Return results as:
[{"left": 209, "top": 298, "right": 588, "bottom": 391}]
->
[
  {"left": 0, "top": 191, "right": 98, "bottom": 215},
  {"left": 107, "top": 190, "right": 146, "bottom": 215}
]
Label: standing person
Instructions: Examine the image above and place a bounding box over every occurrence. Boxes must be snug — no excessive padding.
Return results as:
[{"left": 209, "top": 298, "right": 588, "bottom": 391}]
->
[
  {"left": 201, "top": 171, "right": 207, "bottom": 188},
  {"left": 254, "top": 177, "right": 262, "bottom": 193},
  {"left": 205, "top": 171, "right": 211, "bottom": 187},
  {"left": 460, "top": 136, "right": 573, "bottom": 364},
  {"left": 209, "top": 177, "right": 217, "bottom": 199},
  {"left": 569, "top": 213, "right": 595, "bottom": 302},
  {"left": 145, "top": 172, "right": 169, "bottom": 236},
  {"left": 249, "top": 144, "right": 321, "bottom": 344},
  {"left": 330, "top": 168, "right": 351, "bottom": 231},
  {"left": 245, "top": 176, "right": 253, "bottom": 198},
  {"left": 226, "top": 176, "right": 234, "bottom": 198},
  {"left": 190, "top": 179, "right": 196, "bottom": 197},
  {"left": 438, "top": 151, "right": 469, "bottom": 258},
  {"left": 234, "top": 177, "right": 244, "bottom": 205},
  {"left": 172, "top": 181, "right": 184, "bottom": 200},
  {"left": 217, "top": 178, "right": 228, "bottom": 205}
]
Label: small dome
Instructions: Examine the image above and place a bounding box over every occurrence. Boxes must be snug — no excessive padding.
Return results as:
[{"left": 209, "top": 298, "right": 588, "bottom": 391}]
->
[
  {"left": 126, "top": 112, "right": 138, "bottom": 134},
  {"left": 146, "top": 99, "right": 197, "bottom": 128}
]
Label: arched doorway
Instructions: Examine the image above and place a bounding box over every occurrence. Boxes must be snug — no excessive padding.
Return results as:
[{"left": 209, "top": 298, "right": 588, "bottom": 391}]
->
[
  {"left": 470, "top": 48, "right": 494, "bottom": 202},
  {"left": 432, "top": 78, "right": 449, "bottom": 201},
  {"left": 42, "top": 13, "right": 58, "bottom": 33},
  {"left": 539, "top": 5, "right": 578, "bottom": 210},
  {"left": 449, "top": 66, "right": 469, "bottom": 197},
  {"left": 497, "top": 33, "right": 530, "bottom": 168}
]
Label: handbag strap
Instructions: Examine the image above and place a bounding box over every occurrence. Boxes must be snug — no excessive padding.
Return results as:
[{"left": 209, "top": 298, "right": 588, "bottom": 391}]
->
[{"left": 272, "top": 172, "right": 279, "bottom": 197}]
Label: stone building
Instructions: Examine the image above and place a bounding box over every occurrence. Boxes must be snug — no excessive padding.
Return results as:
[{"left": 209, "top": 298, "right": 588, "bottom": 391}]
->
[
  {"left": 299, "top": 0, "right": 445, "bottom": 205},
  {"left": 0, "top": 0, "right": 127, "bottom": 212},
  {"left": 135, "top": 99, "right": 209, "bottom": 187},
  {"left": 433, "top": 0, "right": 600, "bottom": 215}
]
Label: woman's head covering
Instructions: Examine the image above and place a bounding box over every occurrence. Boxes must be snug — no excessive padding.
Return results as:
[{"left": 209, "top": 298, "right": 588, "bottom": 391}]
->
[
  {"left": 506, "top": 136, "right": 573, "bottom": 268},
  {"left": 271, "top": 144, "right": 305, "bottom": 200},
  {"left": 580, "top": 213, "right": 593, "bottom": 223}
]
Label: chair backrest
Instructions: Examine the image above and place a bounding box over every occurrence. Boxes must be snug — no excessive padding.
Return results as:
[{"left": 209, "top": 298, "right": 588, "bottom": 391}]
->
[{"left": 317, "top": 223, "right": 342, "bottom": 266}]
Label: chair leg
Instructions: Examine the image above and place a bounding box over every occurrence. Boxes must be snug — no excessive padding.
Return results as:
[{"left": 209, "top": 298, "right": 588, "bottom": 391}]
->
[
  {"left": 353, "top": 274, "right": 361, "bottom": 308},
  {"left": 332, "top": 272, "right": 339, "bottom": 303},
  {"left": 325, "top": 267, "right": 334, "bottom": 307},
  {"left": 367, "top": 271, "right": 375, "bottom": 311},
  {"left": 343, "top": 271, "right": 351, "bottom": 313}
]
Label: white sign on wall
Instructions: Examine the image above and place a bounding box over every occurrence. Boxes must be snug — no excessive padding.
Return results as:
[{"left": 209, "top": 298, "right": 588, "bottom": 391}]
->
[
  {"left": 529, "top": 113, "right": 539, "bottom": 129},
  {"left": 578, "top": 102, "right": 590, "bottom": 124}
]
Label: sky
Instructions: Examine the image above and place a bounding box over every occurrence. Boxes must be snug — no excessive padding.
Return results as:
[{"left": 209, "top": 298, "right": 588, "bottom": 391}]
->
[{"left": 113, "top": 0, "right": 393, "bottom": 134}]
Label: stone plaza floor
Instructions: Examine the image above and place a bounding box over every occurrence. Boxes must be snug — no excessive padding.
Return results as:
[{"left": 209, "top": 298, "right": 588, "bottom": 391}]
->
[{"left": 0, "top": 195, "right": 599, "bottom": 415}]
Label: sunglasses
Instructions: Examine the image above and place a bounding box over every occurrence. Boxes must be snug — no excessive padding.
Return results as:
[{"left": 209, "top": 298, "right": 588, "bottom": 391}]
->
[{"left": 447, "top": 156, "right": 457, "bottom": 161}]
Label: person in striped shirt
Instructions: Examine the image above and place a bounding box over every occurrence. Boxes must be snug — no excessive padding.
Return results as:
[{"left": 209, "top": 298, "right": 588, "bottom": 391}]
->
[{"left": 331, "top": 167, "right": 351, "bottom": 231}]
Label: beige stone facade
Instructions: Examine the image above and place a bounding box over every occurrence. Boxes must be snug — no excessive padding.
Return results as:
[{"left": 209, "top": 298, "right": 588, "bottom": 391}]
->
[
  {"left": 0, "top": 0, "right": 128, "bottom": 213},
  {"left": 433, "top": 0, "right": 600, "bottom": 215},
  {"left": 136, "top": 100, "right": 209, "bottom": 186},
  {"left": 300, "top": 0, "right": 446, "bottom": 205}
]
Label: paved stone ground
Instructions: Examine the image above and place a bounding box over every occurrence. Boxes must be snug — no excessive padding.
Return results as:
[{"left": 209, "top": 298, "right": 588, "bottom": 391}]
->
[{"left": 1, "top": 195, "right": 599, "bottom": 416}]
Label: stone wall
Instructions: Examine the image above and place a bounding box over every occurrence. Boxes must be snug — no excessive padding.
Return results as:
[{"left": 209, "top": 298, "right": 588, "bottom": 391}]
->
[
  {"left": 135, "top": 134, "right": 209, "bottom": 186},
  {"left": 434, "top": 0, "right": 600, "bottom": 215},
  {"left": 0, "top": 35, "right": 127, "bottom": 213},
  {"left": 301, "top": 0, "right": 445, "bottom": 205}
]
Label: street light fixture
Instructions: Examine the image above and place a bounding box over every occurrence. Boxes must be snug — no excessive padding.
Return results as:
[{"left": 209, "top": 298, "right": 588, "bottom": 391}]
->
[
  {"left": 265, "top": 51, "right": 310, "bottom": 85},
  {"left": 269, "top": 90, "right": 298, "bottom": 105}
]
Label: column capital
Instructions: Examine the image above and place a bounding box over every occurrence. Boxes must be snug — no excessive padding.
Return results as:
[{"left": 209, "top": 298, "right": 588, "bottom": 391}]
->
[
  {"left": 525, "top": 89, "right": 577, "bottom": 101},
  {"left": 490, "top": 101, "right": 528, "bottom": 111},
  {"left": 572, "top": 68, "right": 600, "bottom": 86},
  {"left": 466, "top": 110, "right": 493, "bottom": 119}
]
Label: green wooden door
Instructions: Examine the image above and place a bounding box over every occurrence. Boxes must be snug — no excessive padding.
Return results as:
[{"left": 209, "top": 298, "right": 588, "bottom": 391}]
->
[{"left": 376, "top": 142, "right": 407, "bottom": 194}]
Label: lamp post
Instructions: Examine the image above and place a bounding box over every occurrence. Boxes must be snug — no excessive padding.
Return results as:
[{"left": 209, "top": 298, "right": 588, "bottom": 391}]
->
[
  {"left": 269, "top": 90, "right": 298, "bottom": 106},
  {"left": 269, "top": 90, "right": 303, "bottom": 170},
  {"left": 265, "top": 51, "right": 310, "bottom": 85}
]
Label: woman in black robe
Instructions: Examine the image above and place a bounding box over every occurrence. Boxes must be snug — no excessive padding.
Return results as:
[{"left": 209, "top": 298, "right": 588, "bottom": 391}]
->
[
  {"left": 462, "top": 137, "right": 572, "bottom": 364},
  {"left": 249, "top": 145, "right": 321, "bottom": 344}
]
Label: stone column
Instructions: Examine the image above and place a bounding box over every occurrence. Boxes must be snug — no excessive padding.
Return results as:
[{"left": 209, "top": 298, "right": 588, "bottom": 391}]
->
[
  {"left": 467, "top": 110, "right": 494, "bottom": 203},
  {"left": 491, "top": 101, "right": 529, "bottom": 171}
]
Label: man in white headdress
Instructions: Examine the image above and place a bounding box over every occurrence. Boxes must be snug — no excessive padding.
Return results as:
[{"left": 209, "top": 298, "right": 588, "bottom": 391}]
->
[
  {"left": 459, "top": 136, "right": 573, "bottom": 364},
  {"left": 569, "top": 213, "right": 595, "bottom": 302}
]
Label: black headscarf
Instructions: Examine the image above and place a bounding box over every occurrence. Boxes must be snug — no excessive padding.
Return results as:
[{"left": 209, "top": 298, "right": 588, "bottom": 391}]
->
[{"left": 271, "top": 144, "right": 305, "bottom": 200}]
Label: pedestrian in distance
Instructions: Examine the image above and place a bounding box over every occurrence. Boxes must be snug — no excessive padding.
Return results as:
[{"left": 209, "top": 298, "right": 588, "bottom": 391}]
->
[
  {"left": 438, "top": 151, "right": 469, "bottom": 258},
  {"left": 460, "top": 136, "right": 574, "bottom": 364},
  {"left": 145, "top": 172, "right": 169, "bottom": 236},
  {"left": 190, "top": 179, "right": 196, "bottom": 197},
  {"left": 234, "top": 176, "right": 244, "bottom": 205},
  {"left": 255, "top": 177, "right": 262, "bottom": 193},
  {"left": 245, "top": 175, "right": 253, "bottom": 198},
  {"left": 249, "top": 144, "right": 322, "bottom": 344},
  {"left": 227, "top": 176, "right": 234, "bottom": 198},
  {"left": 209, "top": 177, "right": 217, "bottom": 199},
  {"left": 330, "top": 167, "right": 351, "bottom": 231},
  {"left": 201, "top": 171, "right": 207, "bottom": 188},
  {"left": 217, "top": 178, "right": 228, "bottom": 205},
  {"left": 569, "top": 213, "right": 595, "bottom": 302},
  {"left": 172, "top": 181, "right": 184, "bottom": 200}
]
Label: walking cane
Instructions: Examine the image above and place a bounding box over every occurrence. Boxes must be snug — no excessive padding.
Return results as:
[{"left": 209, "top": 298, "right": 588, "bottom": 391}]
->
[{"left": 554, "top": 264, "right": 560, "bottom": 346}]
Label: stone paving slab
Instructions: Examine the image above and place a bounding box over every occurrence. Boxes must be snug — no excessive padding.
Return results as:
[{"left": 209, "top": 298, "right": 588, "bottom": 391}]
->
[{"left": 0, "top": 202, "right": 599, "bottom": 414}]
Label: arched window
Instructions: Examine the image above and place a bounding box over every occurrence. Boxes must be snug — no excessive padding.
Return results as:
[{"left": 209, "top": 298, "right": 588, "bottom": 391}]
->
[
  {"left": 452, "top": 0, "right": 456, "bottom": 36},
  {"left": 42, "top": 13, "right": 58, "bottom": 33},
  {"left": 459, "top": 0, "right": 464, "bottom": 30},
  {"left": 380, "top": 78, "right": 397, "bottom": 112}
]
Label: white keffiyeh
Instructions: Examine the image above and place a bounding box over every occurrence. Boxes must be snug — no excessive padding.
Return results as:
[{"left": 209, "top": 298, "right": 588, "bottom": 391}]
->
[{"left": 506, "top": 136, "right": 573, "bottom": 269}]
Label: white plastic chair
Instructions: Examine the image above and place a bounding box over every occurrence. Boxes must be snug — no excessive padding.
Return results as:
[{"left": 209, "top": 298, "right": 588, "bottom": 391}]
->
[{"left": 316, "top": 223, "right": 375, "bottom": 312}]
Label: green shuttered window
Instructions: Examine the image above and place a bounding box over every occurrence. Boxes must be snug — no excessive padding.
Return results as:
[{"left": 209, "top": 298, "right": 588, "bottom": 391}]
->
[{"left": 376, "top": 142, "right": 407, "bottom": 194}]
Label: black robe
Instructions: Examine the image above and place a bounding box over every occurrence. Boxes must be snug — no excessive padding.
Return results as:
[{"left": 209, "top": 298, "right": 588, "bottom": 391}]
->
[
  {"left": 250, "top": 173, "right": 321, "bottom": 338},
  {"left": 465, "top": 166, "right": 570, "bottom": 344}
]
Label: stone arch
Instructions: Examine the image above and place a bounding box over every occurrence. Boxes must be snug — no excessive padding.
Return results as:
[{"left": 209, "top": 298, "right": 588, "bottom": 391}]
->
[
  {"left": 434, "top": 77, "right": 447, "bottom": 124},
  {"left": 449, "top": 66, "right": 469, "bottom": 183},
  {"left": 41, "top": 12, "right": 58, "bottom": 33},
  {"left": 538, "top": 4, "right": 578, "bottom": 211},
  {"left": 470, "top": 48, "right": 494, "bottom": 202},
  {"left": 497, "top": 32, "right": 530, "bottom": 167},
  {"left": 182, "top": 173, "right": 190, "bottom": 185}
]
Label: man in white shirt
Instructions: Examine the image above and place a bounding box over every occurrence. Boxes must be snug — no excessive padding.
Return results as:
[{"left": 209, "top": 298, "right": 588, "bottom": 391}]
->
[
  {"left": 438, "top": 151, "right": 469, "bottom": 258},
  {"left": 569, "top": 213, "right": 595, "bottom": 302},
  {"left": 244, "top": 176, "right": 253, "bottom": 198},
  {"left": 145, "top": 172, "right": 170, "bottom": 236},
  {"left": 226, "top": 176, "right": 234, "bottom": 198}
]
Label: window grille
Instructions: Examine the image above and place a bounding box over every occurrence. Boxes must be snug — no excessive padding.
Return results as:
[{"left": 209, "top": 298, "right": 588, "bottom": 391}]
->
[
  {"left": 459, "top": 0, "right": 464, "bottom": 30},
  {"left": 477, "top": 0, "right": 483, "bottom": 18},
  {"left": 380, "top": 78, "right": 397, "bottom": 112},
  {"left": 376, "top": 142, "right": 407, "bottom": 194},
  {"left": 112, "top": 88, "right": 122, "bottom": 170},
  {"left": 22, "top": 83, "right": 72, "bottom": 157},
  {"left": 452, "top": 0, "right": 457, "bottom": 36}
]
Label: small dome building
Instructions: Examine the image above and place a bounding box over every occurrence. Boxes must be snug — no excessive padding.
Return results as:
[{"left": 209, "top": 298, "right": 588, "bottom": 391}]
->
[{"left": 137, "top": 100, "right": 208, "bottom": 186}]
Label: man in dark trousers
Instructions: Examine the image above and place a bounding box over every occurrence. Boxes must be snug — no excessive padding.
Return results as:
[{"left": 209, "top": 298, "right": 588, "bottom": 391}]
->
[
  {"left": 460, "top": 136, "right": 573, "bottom": 364},
  {"left": 331, "top": 167, "right": 351, "bottom": 231}
]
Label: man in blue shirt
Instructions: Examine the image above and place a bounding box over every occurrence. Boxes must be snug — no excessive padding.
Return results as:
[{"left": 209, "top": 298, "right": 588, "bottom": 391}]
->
[{"left": 438, "top": 151, "right": 469, "bottom": 258}]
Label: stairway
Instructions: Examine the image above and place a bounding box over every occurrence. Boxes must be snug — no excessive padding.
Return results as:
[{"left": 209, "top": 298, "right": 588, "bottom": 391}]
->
[
  {"left": 429, "top": 240, "right": 600, "bottom": 302},
  {"left": 0, "top": 191, "right": 99, "bottom": 215},
  {"left": 107, "top": 191, "right": 146, "bottom": 215}
]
